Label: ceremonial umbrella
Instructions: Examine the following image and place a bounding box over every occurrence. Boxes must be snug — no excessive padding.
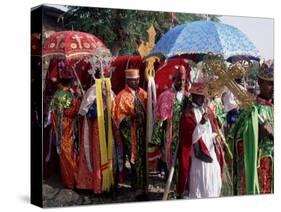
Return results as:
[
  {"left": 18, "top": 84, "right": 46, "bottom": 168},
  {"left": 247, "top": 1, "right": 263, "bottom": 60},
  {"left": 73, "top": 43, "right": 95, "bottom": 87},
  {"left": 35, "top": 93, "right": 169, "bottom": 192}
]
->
[
  {"left": 150, "top": 21, "right": 260, "bottom": 96},
  {"left": 43, "top": 31, "right": 113, "bottom": 177},
  {"left": 43, "top": 30, "right": 111, "bottom": 58},
  {"left": 150, "top": 20, "right": 260, "bottom": 62},
  {"left": 154, "top": 58, "right": 191, "bottom": 97},
  {"left": 43, "top": 31, "right": 113, "bottom": 93}
]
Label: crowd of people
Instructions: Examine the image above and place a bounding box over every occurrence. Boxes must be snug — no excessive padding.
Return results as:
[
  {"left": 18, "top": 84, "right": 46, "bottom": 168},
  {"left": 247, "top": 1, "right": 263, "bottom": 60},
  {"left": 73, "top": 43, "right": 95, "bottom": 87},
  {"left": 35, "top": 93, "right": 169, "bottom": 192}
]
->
[{"left": 43, "top": 59, "right": 274, "bottom": 201}]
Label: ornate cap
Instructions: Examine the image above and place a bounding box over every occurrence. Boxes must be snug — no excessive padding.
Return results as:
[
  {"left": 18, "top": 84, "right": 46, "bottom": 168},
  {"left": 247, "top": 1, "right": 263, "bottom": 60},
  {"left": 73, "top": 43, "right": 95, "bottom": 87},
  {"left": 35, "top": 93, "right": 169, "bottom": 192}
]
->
[
  {"left": 189, "top": 82, "right": 207, "bottom": 96},
  {"left": 258, "top": 60, "right": 274, "bottom": 81},
  {"left": 125, "top": 69, "right": 140, "bottom": 79}
]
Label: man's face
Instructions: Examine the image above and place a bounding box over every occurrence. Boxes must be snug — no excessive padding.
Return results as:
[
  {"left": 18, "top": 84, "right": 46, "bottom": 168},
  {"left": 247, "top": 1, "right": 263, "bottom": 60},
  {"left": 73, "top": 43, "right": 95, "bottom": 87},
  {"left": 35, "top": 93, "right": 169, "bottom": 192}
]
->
[
  {"left": 192, "top": 94, "right": 205, "bottom": 106},
  {"left": 127, "top": 78, "right": 140, "bottom": 91},
  {"left": 258, "top": 78, "right": 273, "bottom": 99},
  {"left": 173, "top": 76, "right": 186, "bottom": 92}
]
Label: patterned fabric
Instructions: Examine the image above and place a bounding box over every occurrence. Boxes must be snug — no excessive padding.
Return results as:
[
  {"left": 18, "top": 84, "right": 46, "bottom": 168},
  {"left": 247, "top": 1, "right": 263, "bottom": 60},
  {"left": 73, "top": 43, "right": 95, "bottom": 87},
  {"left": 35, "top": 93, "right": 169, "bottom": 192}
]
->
[
  {"left": 133, "top": 95, "right": 147, "bottom": 189},
  {"left": 43, "top": 31, "right": 110, "bottom": 58},
  {"left": 229, "top": 96, "right": 273, "bottom": 195},
  {"left": 49, "top": 89, "right": 74, "bottom": 149},
  {"left": 152, "top": 89, "right": 187, "bottom": 149},
  {"left": 154, "top": 89, "right": 176, "bottom": 122},
  {"left": 112, "top": 86, "right": 147, "bottom": 127},
  {"left": 171, "top": 97, "right": 186, "bottom": 161},
  {"left": 49, "top": 89, "right": 73, "bottom": 112},
  {"left": 150, "top": 21, "right": 259, "bottom": 60}
]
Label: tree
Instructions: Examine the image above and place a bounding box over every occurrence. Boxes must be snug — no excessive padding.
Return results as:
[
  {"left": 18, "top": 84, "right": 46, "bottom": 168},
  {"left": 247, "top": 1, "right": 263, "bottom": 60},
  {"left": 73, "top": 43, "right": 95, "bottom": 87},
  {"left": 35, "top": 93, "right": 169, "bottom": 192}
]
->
[
  {"left": 63, "top": 6, "right": 220, "bottom": 56},
  {"left": 248, "top": 60, "right": 260, "bottom": 80}
]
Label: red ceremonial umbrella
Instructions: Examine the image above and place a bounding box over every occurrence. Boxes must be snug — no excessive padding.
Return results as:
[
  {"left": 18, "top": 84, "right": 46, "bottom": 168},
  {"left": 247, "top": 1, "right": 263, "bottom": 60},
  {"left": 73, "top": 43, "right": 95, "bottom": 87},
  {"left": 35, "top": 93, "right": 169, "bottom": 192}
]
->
[
  {"left": 155, "top": 58, "right": 191, "bottom": 97},
  {"left": 43, "top": 31, "right": 112, "bottom": 94},
  {"left": 43, "top": 31, "right": 110, "bottom": 58}
]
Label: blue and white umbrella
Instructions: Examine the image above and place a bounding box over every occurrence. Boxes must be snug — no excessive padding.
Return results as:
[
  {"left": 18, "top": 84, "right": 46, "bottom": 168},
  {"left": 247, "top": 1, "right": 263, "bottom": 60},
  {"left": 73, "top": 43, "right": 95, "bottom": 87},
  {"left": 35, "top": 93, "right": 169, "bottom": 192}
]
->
[{"left": 150, "top": 21, "right": 260, "bottom": 61}]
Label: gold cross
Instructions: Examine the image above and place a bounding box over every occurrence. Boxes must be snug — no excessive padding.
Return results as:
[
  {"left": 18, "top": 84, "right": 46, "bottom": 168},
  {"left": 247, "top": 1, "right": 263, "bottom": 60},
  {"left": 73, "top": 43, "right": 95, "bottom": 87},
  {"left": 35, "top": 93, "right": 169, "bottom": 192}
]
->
[
  {"left": 72, "top": 34, "right": 83, "bottom": 49},
  {"left": 203, "top": 53, "right": 254, "bottom": 109},
  {"left": 137, "top": 25, "right": 156, "bottom": 59},
  {"left": 137, "top": 25, "right": 159, "bottom": 79}
]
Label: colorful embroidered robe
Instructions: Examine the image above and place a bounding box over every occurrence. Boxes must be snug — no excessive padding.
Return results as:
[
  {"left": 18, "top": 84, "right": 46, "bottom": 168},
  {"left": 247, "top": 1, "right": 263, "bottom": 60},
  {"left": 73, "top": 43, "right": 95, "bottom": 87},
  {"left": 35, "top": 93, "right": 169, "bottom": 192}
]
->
[
  {"left": 77, "top": 80, "right": 117, "bottom": 193},
  {"left": 49, "top": 89, "right": 80, "bottom": 189},
  {"left": 152, "top": 88, "right": 188, "bottom": 170},
  {"left": 112, "top": 86, "right": 147, "bottom": 190},
  {"left": 229, "top": 96, "right": 274, "bottom": 195}
]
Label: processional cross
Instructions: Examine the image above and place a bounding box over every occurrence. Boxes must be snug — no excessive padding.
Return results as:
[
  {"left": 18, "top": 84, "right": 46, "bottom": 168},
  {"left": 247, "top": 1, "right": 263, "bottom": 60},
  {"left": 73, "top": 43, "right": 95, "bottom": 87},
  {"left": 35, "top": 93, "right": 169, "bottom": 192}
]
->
[
  {"left": 137, "top": 25, "right": 160, "bottom": 77},
  {"left": 137, "top": 25, "right": 160, "bottom": 194},
  {"left": 202, "top": 53, "right": 254, "bottom": 109}
]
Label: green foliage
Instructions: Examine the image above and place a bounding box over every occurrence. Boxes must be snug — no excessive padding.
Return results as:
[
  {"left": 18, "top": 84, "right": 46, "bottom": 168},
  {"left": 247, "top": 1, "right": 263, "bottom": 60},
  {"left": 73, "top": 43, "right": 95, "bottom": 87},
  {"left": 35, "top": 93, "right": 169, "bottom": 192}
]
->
[
  {"left": 63, "top": 6, "right": 220, "bottom": 55},
  {"left": 248, "top": 61, "right": 260, "bottom": 80}
]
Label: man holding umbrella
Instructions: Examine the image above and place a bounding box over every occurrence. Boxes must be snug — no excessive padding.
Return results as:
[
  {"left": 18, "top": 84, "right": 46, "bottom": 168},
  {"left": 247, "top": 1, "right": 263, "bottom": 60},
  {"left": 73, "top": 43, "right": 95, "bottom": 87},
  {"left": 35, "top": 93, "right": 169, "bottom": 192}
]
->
[{"left": 151, "top": 65, "right": 188, "bottom": 188}]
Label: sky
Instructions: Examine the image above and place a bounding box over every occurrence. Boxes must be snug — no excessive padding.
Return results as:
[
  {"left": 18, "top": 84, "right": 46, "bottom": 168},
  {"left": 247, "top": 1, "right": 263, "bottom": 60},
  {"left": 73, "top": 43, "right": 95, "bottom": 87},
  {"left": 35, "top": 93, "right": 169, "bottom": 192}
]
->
[{"left": 219, "top": 15, "right": 274, "bottom": 60}]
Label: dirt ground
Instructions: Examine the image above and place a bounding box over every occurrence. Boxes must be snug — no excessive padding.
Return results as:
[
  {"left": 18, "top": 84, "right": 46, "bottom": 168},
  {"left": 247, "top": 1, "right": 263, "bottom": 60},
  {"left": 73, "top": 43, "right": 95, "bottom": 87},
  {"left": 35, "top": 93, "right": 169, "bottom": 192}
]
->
[{"left": 43, "top": 170, "right": 178, "bottom": 208}]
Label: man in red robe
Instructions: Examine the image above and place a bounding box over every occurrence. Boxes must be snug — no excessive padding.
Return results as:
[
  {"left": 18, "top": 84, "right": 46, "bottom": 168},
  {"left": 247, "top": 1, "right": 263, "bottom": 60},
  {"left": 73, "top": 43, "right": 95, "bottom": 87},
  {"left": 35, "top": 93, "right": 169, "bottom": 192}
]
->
[{"left": 177, "top": 82, "right": 225, "bottom": 198}]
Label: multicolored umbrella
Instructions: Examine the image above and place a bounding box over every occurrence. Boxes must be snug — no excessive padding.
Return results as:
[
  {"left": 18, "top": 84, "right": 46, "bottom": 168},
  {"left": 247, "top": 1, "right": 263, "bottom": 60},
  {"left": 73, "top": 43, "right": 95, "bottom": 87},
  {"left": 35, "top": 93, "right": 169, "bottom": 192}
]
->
[{"left": 150, "top": 21, "right": 260, "bottom": 61}]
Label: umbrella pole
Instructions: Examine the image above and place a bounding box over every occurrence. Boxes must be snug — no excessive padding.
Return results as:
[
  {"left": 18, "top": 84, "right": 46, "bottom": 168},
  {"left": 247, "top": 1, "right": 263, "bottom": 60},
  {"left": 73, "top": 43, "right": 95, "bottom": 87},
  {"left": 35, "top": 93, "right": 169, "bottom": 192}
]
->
[
  {"left": 71, "top": 60, "right": 85, "bottom": 95},
  {"left": 162, "top": 141, "right": 179, "bottom": 200}
]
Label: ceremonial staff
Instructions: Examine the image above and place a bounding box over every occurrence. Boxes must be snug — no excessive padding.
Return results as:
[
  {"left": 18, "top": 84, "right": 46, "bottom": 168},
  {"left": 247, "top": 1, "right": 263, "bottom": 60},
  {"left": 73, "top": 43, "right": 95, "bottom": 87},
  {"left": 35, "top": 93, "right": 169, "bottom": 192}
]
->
[{"left": 137, "top": 25, "right": 160, "bottom": 194}]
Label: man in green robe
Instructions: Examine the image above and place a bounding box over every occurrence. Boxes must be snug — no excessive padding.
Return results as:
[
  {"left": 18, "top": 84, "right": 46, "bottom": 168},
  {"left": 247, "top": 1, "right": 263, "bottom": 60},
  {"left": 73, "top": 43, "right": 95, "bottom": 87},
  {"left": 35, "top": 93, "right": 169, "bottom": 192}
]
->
[{"left": 229, "top": 61, "right": 274, "bottom": 195}]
